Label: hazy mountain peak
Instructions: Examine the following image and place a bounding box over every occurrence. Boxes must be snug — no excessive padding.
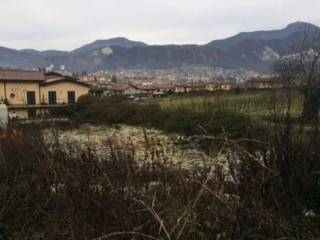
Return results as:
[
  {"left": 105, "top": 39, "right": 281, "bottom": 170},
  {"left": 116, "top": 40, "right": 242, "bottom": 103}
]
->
[
  {"left": 207, "top": 22, "right": 320, "bottom": 50},
  {"left": 286, "top": 21, "right": 319, "bottom": 31},
  {"left": 71, "top": 37, "right": 148, "bottom": 54}
]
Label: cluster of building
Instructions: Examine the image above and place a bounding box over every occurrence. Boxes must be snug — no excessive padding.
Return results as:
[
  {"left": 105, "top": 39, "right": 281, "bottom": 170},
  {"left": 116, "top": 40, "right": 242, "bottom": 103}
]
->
[
  {"left": 89, "top": 77, "right": 279, "bottom": 98},
  {"left": 246, "top": 77, "right": 280, "bottom": 89},
  {"left": 0, "top": 67, "right": 280, "bottom": 120},
  {"left": 1, "top": 68, "right": 240, "bottom": 120},
  {"left": 79, "top": 73, "right": 112, "bottom": 86},
  {"left": 90, "top": 81, "right": 234, "bottom": 99},
  {"left": 103, "top": 67, "right": 261, "bottom": 83}
]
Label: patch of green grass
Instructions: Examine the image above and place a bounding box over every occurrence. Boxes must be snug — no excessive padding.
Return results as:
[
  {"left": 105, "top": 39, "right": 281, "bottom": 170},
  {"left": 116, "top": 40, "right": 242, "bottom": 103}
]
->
[
  {"left": 71, "top": 95, "right": 270, "bottom": 140},
  {"left": 158, "top": 90, "right": 303, "bottom": 119}
]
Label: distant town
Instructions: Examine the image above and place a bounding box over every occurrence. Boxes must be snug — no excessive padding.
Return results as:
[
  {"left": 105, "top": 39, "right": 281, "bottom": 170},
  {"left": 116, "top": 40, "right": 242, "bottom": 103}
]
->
[
  {"left": 79, "top": 66, "right": 264, "bottom": 84},
  {"left": 0, "top": 66, "right": 277, "bottom": 119}
]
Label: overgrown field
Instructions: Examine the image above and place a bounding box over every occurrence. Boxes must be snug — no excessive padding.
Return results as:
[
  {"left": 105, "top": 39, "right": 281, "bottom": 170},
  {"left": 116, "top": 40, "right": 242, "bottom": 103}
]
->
[
  {"left": 1, "top": 89, "right": 320, "bottom": 239},
  {"left": 64, "top": 94, "right": 270, "bottom": 140},
  {"left": 0, "top": 120, "right": 319, "bottom": 239},
  {"left": 158, "top": 90, "right": 304, "bottom": 118}
]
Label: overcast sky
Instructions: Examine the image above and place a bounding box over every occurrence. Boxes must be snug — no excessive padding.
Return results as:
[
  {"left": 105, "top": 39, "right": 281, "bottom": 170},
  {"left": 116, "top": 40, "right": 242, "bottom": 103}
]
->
[{"left": 1, "top": 0, "right": 319, "bottom": 51}]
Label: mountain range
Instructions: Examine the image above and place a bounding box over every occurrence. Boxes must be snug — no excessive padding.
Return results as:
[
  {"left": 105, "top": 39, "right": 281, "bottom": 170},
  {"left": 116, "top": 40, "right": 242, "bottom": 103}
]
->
[{"left": 0, "top": 22, "right": 319, "bottom": 73}]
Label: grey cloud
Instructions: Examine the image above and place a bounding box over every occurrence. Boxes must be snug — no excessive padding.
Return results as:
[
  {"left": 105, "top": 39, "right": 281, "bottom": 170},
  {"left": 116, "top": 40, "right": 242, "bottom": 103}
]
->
[{"left": 0, "top": 0, "right": 319, "bottom": 50}]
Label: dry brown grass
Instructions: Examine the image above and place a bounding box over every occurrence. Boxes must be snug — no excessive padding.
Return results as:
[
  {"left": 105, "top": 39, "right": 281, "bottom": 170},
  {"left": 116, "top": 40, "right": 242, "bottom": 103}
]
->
[{"left": 0, "top": 121, "right": 319, "bottom": 239}]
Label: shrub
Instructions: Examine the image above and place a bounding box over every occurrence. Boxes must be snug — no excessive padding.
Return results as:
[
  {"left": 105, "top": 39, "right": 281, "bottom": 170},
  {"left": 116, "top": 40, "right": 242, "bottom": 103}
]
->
[
  {"left": 161, "top": 108, "right": 202, "bottom": 135},
  {"left": 72, "top": 97, "right": 268, "bottom": 139},
  {"left": 0, "top": 123, "right": 319, "bottom": 239}
]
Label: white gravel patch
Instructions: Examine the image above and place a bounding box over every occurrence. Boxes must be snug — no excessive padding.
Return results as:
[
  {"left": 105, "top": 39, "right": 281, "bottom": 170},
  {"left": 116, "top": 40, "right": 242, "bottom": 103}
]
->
[{"left": 43, "top": 124, "right": 209, "bottom": 168}]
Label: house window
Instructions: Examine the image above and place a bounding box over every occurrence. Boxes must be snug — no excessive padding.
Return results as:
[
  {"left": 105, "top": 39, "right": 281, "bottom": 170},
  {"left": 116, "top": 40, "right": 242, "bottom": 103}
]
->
[
  {"left": 67, "top": 91, "right": 76, "bottom": 104},
  {"left": 26, "top": 91, "right": 36, "bottom": 105},
  {"left": 48, "top": 91, "right": 57, "bottom": 105}
]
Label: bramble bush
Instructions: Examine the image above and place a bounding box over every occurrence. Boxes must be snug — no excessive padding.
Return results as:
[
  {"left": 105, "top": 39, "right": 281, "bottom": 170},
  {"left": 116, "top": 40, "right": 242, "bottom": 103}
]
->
[{"left": 0, "top": 121, "right": 319, "bottom": 239}]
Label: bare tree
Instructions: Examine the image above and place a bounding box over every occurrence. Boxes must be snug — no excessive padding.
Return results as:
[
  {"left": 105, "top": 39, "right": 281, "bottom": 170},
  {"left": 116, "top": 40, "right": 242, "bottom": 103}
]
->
[{"left": 275, "top": 26, "right": 320, "bottom": 121}]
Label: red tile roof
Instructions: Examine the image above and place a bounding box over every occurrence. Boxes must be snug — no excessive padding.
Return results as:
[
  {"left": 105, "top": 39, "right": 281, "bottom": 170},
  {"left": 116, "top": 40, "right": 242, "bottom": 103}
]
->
[
  {"left": 0, "top": 69, "right": 45, "bottom": 81},
  {"left": 247, "top": 78, "right": 275, "bottom": 84},
  {"left": 42, "top": 73, "right": 90, "bottom": 87},
  {"left": 176, "top": 83, "right": 206, "bottom": 88},
  {"left": 152, "top": 83, "right": 174, "bottom": 90},
  {"left": 44, "top": 72, "right": 64, "bottom": 80},
  {"left": 130, "top": 83, "right": 155, "bottom": 91},
  {"left": 111, "top": 84, "right": 130, "bottom": 92}
]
